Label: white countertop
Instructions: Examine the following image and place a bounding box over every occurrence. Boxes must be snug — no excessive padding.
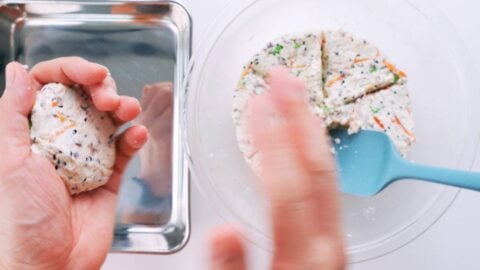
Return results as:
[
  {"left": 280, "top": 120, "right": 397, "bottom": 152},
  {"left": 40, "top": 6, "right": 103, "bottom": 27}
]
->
[{"left": 103, "top": 0, "right": 480, "bottom": 269}]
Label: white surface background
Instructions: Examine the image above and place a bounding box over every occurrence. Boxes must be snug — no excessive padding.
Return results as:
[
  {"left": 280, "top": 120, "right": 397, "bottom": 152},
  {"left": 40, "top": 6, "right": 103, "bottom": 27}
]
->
[{"left": 103, "top": 0, "right": 480, "bottom": 269}]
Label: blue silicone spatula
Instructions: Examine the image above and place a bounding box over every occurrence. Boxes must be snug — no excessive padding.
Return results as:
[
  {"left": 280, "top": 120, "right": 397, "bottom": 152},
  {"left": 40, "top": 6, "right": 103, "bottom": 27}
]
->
[{"left": 330, "top": 129, "right": 480, "bottom": 197}]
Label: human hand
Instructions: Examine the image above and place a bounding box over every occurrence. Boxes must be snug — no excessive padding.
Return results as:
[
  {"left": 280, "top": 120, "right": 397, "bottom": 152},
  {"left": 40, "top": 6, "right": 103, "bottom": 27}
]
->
[
  {"left": 0, "top": 57, "right": 147, "bottom": 270},
  {"left": 120, "top": 82, "right": 173, "bottom": 225},
  {"left": 136, "top": 82, "right": 174, "bottom": 197},
  {"left": 209, "top": 68, "right": 346, "bottom": 270}
]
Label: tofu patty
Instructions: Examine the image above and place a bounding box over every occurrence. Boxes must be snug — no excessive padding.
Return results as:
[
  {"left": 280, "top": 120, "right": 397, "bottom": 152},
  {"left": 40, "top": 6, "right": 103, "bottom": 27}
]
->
[{"left": 30, "top": 83, "right": 117, "bottom": 195}]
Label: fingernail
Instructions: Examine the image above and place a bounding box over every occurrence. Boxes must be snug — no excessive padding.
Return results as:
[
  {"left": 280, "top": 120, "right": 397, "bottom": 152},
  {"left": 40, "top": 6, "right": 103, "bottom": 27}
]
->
[{"left": 5, "top": 63, "right": 16, "bottom": 89}]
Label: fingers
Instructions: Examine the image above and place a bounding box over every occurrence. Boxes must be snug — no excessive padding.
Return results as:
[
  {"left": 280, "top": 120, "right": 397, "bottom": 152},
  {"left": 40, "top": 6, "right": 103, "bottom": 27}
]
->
[
  {"left": 136, "top": 83, "right": 173, "bottom": 127},
  {"left": 0, "top": 62, "right": 36, "bottom": 157},
  {"left": 111, "top": 96, "right": 142, "bottom": 125},
  {"left": 209, "top": 225, "right": 246, "bottom": 270},
  {"left": 140, "top": 82, "right": 173, "bottom": 110},
  {"left": 104, "top": 125, "right": 148, "bottom": 194},
  {"left": 1, "top": 62, "right": 36, "bottom": 116},
  {"left": 30, "top": 57, "right": 108, "bottom": 87},
  {"left": 248, "top": 67, "right": 346, "bottom": 269},
  {"left": 30, "top": 57, "right": 141, "bottom": 125},
  {"left": 270, "top": 68, "right": 334, "bottom": 169},
  {"left": 269, "top": 68, "right": 342, "bottom": 235},
  {"left": 86, "top": 76, "right": 120, "bottom": 111},
  {"left": 249, "top": 94, "right": 320, "bottom": 248}
]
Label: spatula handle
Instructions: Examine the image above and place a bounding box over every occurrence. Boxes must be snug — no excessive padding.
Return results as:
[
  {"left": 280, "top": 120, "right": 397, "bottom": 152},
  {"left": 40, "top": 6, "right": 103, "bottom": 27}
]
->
[{"left": 390, "top": 159, "right": 480, "bottom": 191}]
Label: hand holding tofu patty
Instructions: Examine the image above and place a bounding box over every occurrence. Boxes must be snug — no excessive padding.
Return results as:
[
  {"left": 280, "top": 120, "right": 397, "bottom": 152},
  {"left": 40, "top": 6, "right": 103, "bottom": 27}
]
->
[{"left": 0, "top": 58, "right": 147, "bottom": 269}]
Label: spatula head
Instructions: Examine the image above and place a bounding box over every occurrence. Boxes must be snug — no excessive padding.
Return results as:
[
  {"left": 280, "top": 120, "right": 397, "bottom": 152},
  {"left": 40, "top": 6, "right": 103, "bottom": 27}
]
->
[{"left": 330, "top": 129, "right": 398, "bottom": 197}]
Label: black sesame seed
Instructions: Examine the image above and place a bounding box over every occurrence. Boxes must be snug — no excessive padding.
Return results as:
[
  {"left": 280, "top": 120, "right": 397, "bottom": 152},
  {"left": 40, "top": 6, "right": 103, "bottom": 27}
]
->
[
  {"left": 63, "top": 161, "right": 67, "bottom": 166},
  {"left": 73, "top": 129, "right": 77, "bottom": 134},
  {"left": 55, "top": 165, "right": 59, "bottom": 170},
  {"left": 75, "top": 142, "right": 82, "bottom": 147},
  {"left": 84, "top": 118, "right": 87, "bottom": 122},
  {"left": 53, "top": 154, "right": 57, "bottom": 160}
]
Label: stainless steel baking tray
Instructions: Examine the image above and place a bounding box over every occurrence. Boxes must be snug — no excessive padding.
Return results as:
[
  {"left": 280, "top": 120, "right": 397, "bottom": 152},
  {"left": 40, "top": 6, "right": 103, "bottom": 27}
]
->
[{"left": 0, "top": 0, "right": 191, "bottom": 254}]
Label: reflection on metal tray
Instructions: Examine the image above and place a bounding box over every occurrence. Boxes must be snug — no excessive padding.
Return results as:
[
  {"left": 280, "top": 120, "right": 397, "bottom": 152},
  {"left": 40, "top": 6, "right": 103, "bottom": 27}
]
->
[{"left": 0, "top": 1, "right": 191, "bottom": 254}]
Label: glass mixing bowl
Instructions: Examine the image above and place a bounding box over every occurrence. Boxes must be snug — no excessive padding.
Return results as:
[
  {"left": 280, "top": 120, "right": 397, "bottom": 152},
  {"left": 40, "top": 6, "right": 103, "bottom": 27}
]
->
[{"left": 184, "top": 0, "right": 480, "bottom": 262}]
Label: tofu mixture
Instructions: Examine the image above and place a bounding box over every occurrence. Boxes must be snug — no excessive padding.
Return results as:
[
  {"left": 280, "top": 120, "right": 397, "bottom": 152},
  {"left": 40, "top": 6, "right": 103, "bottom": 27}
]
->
[
  {"left": 30, "top": 83, "right": 117, "bottom": 195},
  {"left": 233, "top": 30, "right": 415, "bottom": 168}
]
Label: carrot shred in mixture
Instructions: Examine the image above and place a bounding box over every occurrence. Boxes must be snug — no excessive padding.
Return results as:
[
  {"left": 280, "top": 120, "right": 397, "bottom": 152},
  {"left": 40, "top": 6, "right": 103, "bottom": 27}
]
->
[
  {"left": 51, "top": 100, "right": 58, "bottom": 107},
  {"left": 54, "top": 122, "right": 76, "bottom": 138},
  {"left": 393, "top": 115, "right": 415, "bottom": 140},
  {"left": 353, "top": 57, "right": 369, "bottom": 64},
  {"left": 56, "top": 112, "right": 66, "bottom": 123},
  {"left": 373, "top": 116, "right": 385, "bottom": 129},
  {"left": 375, "top": 48, "right": 380, "bottom": 57},
  {"left": 241, "top": 66, "right": 253, "bottom": 78},
  {"left": 383, "top": 60, "right": 407, "bottom": 78},
  {"left": 326, "top": 75, "right": 344, "bottom": 87}
]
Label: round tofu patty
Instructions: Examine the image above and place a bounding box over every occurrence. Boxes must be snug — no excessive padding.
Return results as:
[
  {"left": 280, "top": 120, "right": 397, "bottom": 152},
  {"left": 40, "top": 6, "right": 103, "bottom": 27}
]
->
[{"left": 30, "top": 83, "right": 117, "bottom": 195}]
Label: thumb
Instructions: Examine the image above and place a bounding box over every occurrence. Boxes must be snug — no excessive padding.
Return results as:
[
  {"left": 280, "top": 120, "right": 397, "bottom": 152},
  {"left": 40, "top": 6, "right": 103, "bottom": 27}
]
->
[
  {"left": 0, "top": 62, "right": 36, "bottom": 156},
  {"left": 1, "top": 62, "right": 35, "bottom": 116}
]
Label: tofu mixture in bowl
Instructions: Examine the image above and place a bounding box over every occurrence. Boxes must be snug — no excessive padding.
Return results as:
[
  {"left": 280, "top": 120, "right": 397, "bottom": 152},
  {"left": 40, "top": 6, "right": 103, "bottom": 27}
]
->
[
  {"left": 184, "top": 0, "right": 480, "bottom": 262},
  {"left": 233, "top": 30, "right": 415, "bottom": 171}
]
